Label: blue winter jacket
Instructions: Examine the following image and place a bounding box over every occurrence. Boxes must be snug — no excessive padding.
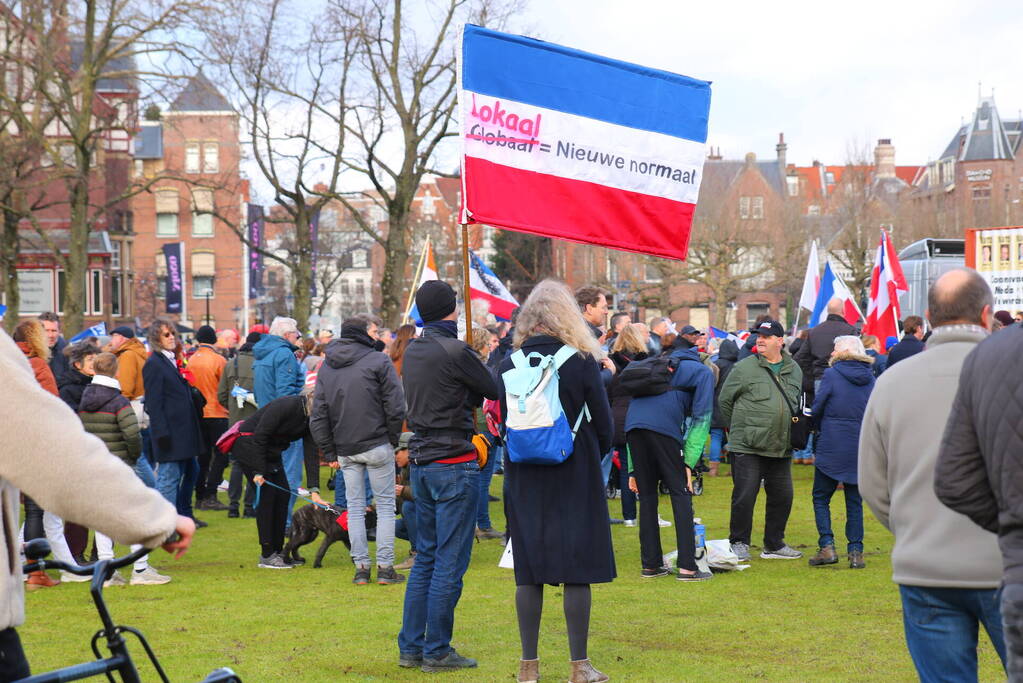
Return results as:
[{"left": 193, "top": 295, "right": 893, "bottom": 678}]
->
[
  {"left": 253, "top": 334, "right": 304, "bottom": 407},
  {"left": 811, "top": 357, "right": 875, "bottom": 484},
  {"left": 624, "top": 346, "right": 715, "bottom": 468}
]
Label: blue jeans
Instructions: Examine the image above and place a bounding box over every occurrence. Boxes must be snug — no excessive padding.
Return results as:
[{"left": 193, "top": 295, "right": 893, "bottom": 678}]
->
[
  {"left": 398, "top": 461, "right": 480, "bottom": 661},
  {"left": 600, "top": 451, "right": 613, "bottom": 490},
  {"left": 476, "top": 438, "right": 497, "bottom": 530},
  {"left": 812, "top": 468, "right": 863, "bottom": 553},
  {"left": 707, "top": 428, "right": 725, "bottom": 463},
  {"left": 134, "top": 458, "right": 156, "bottom": 489},
  {"left": 155, "top": 458, "right": 199, "bottom": 519},
  {"left": 282, "top": 440, "right": 303, "bottom": 530},
  {"left": 396, "top": 499, "right": 418, "bottom": 553},
  {"left": 899, "top": 584, "right": 1006, "bottom": 681}
]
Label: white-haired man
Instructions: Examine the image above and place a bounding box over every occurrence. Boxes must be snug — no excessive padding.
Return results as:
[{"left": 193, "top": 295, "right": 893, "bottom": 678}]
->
[{"left": 253, "top": 316, "right": 306, "bottom": 532}]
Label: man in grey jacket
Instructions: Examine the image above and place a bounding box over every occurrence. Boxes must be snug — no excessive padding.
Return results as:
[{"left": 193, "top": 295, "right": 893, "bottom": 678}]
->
[
  {"left": 310, "top": 315, "right": 406, "bottom": 586},
  {"left": 859, "top": 268, "right": 1005, "bottom": 681},
  {"left": 0, "top": 329, "right": 194, "bottom": 678}
]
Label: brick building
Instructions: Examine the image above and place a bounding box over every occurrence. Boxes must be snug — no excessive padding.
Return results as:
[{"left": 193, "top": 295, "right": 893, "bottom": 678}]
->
[{"left": 131, "top": 73, "right": 246, "bottom": 331}]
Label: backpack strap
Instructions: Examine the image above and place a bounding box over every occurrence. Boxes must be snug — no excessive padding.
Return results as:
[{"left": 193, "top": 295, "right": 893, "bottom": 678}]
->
[
  {"left": 552, "top": 345, "right": 578, "bottom": 369},
  {"left": 571, "top": 402, "right": 590, "bottom": 440}
]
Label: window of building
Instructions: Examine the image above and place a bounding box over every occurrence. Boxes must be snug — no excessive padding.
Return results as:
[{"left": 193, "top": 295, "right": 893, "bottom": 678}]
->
[
  {"left": 191, "top": 189, "right": 214, "bottom": 237},
  {"left": 111, "top": 275, "right": 122, "bottom": 316},
  {"left": 268, "top": 270, "right": 278, "bottom": 286},
  {"left": 134, "top": 159, "right": 144, "bottom": 177},
  {"left": 644, "top": 263, "right": 662, "bottom": 283},
  {"left": 202, "top": 143, "right": 218, "bottom": 173},
  {"left": 972, "top": 184, "right": 992, "bottom": 199},
  {"left": 157, "top": 277, "right": 167, "bottom": 299},
  {"left": 191, "top": 251, "right": 215, "bottom": 298},
  {"left": 185, "top": 142, "right": 200, "bottom": 173},
  {"left": 90, "top": 270, "right": 103, "bottom": 315},
  {"left": 786, "top": 176, "right": 799, "bottom": 197},
  {"left": 352, "top": 248, "right": 368, "bottom": 269},
  {"left": 355, "top": 279, "right": 365, "bottom": 298},
  {"left": 752, "top": 196, "right": 764, "bottom": 219},
  {"left": 59, "top": 144, "right": 76, "bottom": 169},
  {"left": 341, "top": 279, "right": 350, "bottom": 296},
  {"left": 421, "top": 190, "right": 436, "bottom": 217},
  {"left": 746, "top": 302, "right": 770, "bottom": 329},
  {"left": 739, "top": 196, "right": 750, "bottom": 219},
  {"left": 808, "top": 204, "right": 821, "bottom": 216},
  {"left": 825, "top": 171, "right": 836, "bottom": 185},
  {"left": 155, "top": 190, "right": 179, "bottom": 237},
  {"left": 110, "top": 241, "right": 121, "bottom": 270}
]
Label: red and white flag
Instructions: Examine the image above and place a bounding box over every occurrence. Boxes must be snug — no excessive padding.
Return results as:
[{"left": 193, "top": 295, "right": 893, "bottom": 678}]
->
[{"left": 863, "top": 230, "right": 908, "bottom": 341}]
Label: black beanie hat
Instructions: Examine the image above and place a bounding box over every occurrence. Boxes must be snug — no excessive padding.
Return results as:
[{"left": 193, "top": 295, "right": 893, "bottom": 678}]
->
[
  {"left": 415, "top": 280, "right": 457, "bottom": 323},
  {"left": 245, "top": 331, "right": 262, "bottom": 344},
  {"left": 196, "top": 325, "right": 217, "bottom": 344}
]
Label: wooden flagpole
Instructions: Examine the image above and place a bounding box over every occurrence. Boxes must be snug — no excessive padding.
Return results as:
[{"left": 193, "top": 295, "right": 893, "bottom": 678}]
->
[
  {"left": 402, "top": 235, "right": 431, "bottom": 325},
  {"left": 462, "top": 224, "right": 473, "bottom": 347}
]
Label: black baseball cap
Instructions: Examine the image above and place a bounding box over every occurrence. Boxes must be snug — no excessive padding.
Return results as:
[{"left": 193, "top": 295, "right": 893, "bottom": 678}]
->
[
  {"left": 756, "top": 320, "right": 785, "bottom": 337},
  {"left": 679, "top": 325, "right": 701, "bottom": 336}
]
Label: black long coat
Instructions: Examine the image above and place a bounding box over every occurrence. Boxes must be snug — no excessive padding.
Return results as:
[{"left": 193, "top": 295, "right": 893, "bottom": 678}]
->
[
  {"left": 500, "top": 335, "right": 616, "bottom": 586},
  {"left": 143, "top": 352, "right": 204, "bottom": 463}
]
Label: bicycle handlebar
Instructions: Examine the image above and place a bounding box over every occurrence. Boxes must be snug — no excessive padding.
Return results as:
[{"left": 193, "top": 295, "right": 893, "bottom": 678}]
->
[{"left": 23, "top": 542, "right": 151, "bottom": 576}]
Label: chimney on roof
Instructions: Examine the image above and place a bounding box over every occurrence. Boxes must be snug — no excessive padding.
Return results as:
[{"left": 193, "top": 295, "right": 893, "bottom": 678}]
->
[
  {"left": 744, "top": 152, "right": 756, "bottom": 168},
  {"left": 874, "top": 138, "right": 896, "bottom": 179},
  {"left": 776, "top": 133, "right": 787, "bottom": 170},
  {"left": 707, "top": 146, "right": 722, "bottom": 161}
]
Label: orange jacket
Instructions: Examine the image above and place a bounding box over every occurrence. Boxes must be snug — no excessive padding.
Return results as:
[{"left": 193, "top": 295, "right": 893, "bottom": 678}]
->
[
  {"left": 17, "top": 342, "right": 58, "bottom": 396},
  {"left": 114, "top": 337, "right": 148, "bottom": 400},
  {"left": 187, "top": 345, "right": 228, "bottom": 419}
]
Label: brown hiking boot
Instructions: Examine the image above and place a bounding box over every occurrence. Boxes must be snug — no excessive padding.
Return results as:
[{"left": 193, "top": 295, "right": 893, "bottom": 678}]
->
[
  {"left": 26, "top": 570, "right": 60, "bottom": 590},
  {"left": 569, "top": 659, "right": 608, "bottom": 683},
  {"left": 849, "top": 551, "right": 866, "bottom": 569},
  {"left": 518, "top": 659, "right": 539, "bottom": 683},
  {"left": 394, "top": 552, "right": 416, "bottom": 571},
  {"left": 808, "top": 545, "right": 838, "bottom": 567}
]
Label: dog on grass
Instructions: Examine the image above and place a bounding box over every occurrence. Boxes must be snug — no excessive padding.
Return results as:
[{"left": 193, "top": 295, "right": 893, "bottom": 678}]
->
[{"left": 283, "top": 504, "right": 378, "bottom": 568}]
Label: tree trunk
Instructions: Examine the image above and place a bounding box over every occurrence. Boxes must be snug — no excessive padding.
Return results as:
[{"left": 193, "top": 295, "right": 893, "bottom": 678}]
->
[
  {"left": 62, "top": 178, "right": 90, "bottom": 335},
  {"left": 380, "top": 205, "right": 411, "bottom": 327},
  {"left": 289, "top": 206, "right": 313, "bottom": 332},
  {"left": 1, "top": 204, "right": 20, "bottom": 334}
]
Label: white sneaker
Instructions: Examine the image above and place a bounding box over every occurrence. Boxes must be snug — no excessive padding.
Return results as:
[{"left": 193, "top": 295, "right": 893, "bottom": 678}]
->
[
  {"left": 130, "top": 567, "right": 171, "bottom": 585},
  {"left": 217, "top": 479, "right": 230, "bottom": 492},
  {"left": 103, "top": 571, "right": 127, "bottom": 588},
  {"left": 658, "top": 515, "right": 672, "bottom": 528},
  {"left": 60, "top": 570, "right": 91, "bottom": 583},
  {"left": 623, "top": 519, "right": 637, "bottom": 528}
]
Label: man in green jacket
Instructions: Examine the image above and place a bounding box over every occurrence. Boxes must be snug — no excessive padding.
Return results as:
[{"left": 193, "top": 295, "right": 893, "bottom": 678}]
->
[{"left": 718, "top": 320, "right": 803, "bottom": 562}]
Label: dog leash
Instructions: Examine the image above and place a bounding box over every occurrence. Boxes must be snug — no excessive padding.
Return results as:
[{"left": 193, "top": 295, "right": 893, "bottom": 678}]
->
[{"left": 252, "top": 478, "right": 339, "bottom": 514}]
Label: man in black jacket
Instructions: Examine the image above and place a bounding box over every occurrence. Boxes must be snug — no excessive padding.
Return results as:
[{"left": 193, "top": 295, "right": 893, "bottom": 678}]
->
[
  {"left": 936, "top": 317, "right": 1023, "bottom": 678},
  {"left": 793, "top": 299, "right": 857, "bottom": 385},
  {"left": 886, "top": 316, "right": 926, "bottom": 368},
  {"left": 397, "top": 281, "right": 499, "bottom": 674},
  {"left": 310, "top": 315, "right": 406, "bottom": 585}
]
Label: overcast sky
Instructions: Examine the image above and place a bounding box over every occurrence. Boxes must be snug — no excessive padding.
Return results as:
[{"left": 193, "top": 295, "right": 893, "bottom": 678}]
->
[{"left": 520, "top": 0, "right": 1023, "bottom": 167}]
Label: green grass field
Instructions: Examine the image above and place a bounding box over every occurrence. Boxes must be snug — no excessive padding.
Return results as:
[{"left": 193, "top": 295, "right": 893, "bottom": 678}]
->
[{"left": 21, "top": 464, "right": 1005, "bottom": 682}]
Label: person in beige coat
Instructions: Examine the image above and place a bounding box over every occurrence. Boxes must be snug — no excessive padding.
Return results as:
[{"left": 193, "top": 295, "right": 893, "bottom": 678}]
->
[{"left": 0, "top": 329, "right": 194, "bottom": 679}]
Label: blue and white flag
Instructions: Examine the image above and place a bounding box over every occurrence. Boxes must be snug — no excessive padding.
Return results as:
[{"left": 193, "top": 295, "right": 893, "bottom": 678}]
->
[{"left": 69, "top": 322, "right": 107, "bottom": 343}]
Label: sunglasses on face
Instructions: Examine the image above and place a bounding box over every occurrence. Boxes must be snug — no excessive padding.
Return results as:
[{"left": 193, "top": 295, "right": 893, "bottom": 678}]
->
[{"left": 162, "top": 331, "right": 176, "bottom": 338}]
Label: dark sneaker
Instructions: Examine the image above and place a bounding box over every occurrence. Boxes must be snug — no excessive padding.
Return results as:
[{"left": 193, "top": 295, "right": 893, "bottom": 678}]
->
[
  {"left": 398, "top": 653, "right": 423, "bottom": 668},
  {"left": 849, "top": 551, "right": 866, "bottom": 569},
  {"left": 227, "top": 508, "right": 240, "bottom": 519},
  {"left": 808, "top": 545, "right": 838, "bottom": 567},
  {"left": 421, "top": 650, "right": 478, "bottom": 672},
  {"left": 243, "top": 508, "right": 257, "bottom": 518},
  {"left": 377, "top": 566, "right": 406, "bottom": 584},
  {"left": 193, "top": 517, "right": 208, "bottom": 529},
  {"left": 257, "top": 554, "right": 292, "bottom": 569},
  {"left": 475, "top": 527, "right": 503, "bottom": 541},
  {"left": 761, "top": 545, "right": 803, "bottom": 560},
  {"left": 641, "top": 566, "right": 670, "bottom": 579},
  {"left": 677, "top": 569, "right": 713, "bottom": 582},
  {"left": 730, "top": 542, "right": 751, "bottom": 562},
  {"left": 197, "top": 496, "right": 229, "bottom": 511},
  {"left": 353, "top": 566, "right": 371, "bottom": 585},
  {"left": 281, "top": 554, "right": 305, "bottom": 567}
]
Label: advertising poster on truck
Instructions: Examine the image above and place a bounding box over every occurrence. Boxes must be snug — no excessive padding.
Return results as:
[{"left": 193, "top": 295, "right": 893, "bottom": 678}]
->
[{"left": 965, "top": 225, "right": 1023, "bottom": 313}]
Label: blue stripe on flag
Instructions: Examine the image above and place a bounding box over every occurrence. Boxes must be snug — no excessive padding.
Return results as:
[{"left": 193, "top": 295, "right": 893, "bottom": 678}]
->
[
  {"left": 810, "top": 263, "right": 838, "bottom": 327},
  {"left": 462, "top": 25, "right": 711, "bottom": 143}
]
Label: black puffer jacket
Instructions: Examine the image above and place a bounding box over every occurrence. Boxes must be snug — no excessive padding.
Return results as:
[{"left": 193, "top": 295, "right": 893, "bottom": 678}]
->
[
  {"left": 309, "top": 328, "right": 406, "bottom": 461},
  {"left": 711, "top": 339, "right": 739, "bottom": 430},
  {"left": 59, "top": 367, "right": 93, "bottom": 411},
  {"left": 232, "top": 395, "right": 311, "bottom": 476},
  {"left": 935, "top": 324, "right": 1023, "bottom": 584},
  {"left": 402, "top": 323, "right": 499, "bottom": 464},
  {"left": 607, "top": 350, "right": 647, "bottom": 446},
  {"left": 794, "top": 314, "right": 857, "bottom": 381}
]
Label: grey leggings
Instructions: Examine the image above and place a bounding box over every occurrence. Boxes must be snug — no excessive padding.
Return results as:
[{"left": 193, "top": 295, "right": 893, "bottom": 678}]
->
[{"left": 515, "top": 583, "right": 591, "bottom": 661}]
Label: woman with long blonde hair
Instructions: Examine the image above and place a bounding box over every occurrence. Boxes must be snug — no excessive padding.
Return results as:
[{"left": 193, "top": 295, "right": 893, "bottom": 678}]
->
[{"left": 499, "top": 279, "right": 614, "bottom": 683}]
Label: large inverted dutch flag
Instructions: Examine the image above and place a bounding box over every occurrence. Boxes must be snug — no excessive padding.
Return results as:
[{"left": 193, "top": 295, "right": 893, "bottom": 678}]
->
[
  {"left": 469, "top": 250, "right": 518, "bottom": 320},
  {"left": 863, "top": 230, "right": 908, "bottom": 342},
  {"left": 810, "top": 262, "right": 862, "bottom": 327},
  {"left": 459, "top": 26, "right": 711, "bottom": 261}
]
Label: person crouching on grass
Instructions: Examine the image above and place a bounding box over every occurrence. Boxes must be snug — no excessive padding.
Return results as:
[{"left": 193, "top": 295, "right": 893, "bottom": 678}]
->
[
  {"left": 228, "top": 392, "right": 318, "bottom": 569},
  {"left": 79, "top": 353, "right": 171, "bottom": 586}
]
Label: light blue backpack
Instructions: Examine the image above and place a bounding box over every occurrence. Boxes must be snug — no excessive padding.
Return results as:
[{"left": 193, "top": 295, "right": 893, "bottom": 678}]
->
[{"left": 502, "top": 345, "right": 589, "bottom": 466}]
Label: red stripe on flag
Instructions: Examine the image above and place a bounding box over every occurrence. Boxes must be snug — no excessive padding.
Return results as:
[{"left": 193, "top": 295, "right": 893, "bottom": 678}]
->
[
  {"left": 471, "top": 289, "right": 518, "bottom": 320},
  {"left": 463, "top": 157, "right": 696, "bottom": 261}
]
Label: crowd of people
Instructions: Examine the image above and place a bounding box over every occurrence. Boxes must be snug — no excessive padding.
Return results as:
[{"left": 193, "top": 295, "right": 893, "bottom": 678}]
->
[{"left": 3, "top": 265, "right": 1022, "bottom": 682}]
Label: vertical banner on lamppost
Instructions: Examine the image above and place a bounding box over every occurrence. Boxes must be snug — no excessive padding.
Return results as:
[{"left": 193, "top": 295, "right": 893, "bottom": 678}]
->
[
  {"left": 309, "top": 208, "right": 320, "bottom": 298},
  {"left": 247, "top": 204, "right": 263, "bottom": 300},
  {"left": 163, "top": 242, "right": 184, "bottom": 314}
]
